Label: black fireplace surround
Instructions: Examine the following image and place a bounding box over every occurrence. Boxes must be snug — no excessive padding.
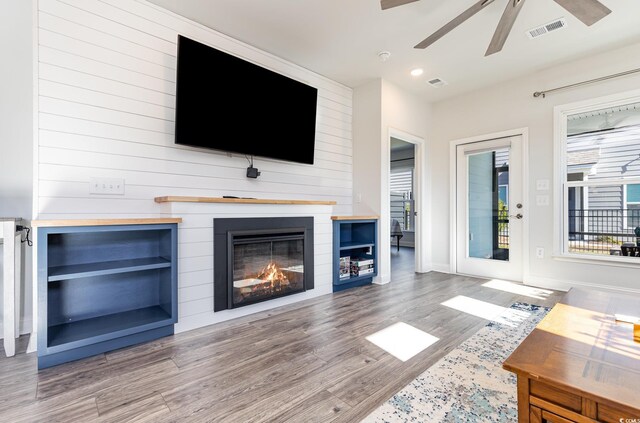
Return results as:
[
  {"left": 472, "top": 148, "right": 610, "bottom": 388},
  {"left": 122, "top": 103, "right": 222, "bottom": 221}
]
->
[{"left": 213, "top": 217, "right": 314, "bottom": 311}]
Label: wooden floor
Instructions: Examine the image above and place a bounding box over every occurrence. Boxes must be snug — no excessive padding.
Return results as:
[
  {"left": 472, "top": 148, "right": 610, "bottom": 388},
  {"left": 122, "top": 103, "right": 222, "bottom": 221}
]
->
[{"left": 0, "top": 249, "right": 563, "bottom": 422}]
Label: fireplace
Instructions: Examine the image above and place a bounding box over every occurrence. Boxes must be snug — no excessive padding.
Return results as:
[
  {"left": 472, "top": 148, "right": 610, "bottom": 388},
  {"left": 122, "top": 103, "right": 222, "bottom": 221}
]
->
[
  {"left": 213, "top": 217, "right": 314, "bottom": 311},
  {"left": 231, "top": 230, "right": 305, "bottom": 307}
]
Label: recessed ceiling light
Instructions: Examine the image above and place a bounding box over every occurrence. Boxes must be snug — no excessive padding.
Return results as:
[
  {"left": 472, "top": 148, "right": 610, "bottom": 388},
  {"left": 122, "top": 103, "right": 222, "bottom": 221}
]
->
[{"left": 411, "top": 68, "right": 424, "bottom": 77}]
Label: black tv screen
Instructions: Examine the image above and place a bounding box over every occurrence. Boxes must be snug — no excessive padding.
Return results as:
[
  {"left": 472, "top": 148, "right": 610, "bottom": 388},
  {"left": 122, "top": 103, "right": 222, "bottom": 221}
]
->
[{"left": 174, "top": 35, "right": 318, "bottom": 165}]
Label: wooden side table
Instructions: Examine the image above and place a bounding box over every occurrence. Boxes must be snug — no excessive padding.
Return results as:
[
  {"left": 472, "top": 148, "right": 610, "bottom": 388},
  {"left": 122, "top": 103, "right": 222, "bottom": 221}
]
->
[
  {"left": 503, "top": 288, "right": 640, "bottom": 422},
  {"left": 1, "top": 218, "right": 23, "bottom": 357}
]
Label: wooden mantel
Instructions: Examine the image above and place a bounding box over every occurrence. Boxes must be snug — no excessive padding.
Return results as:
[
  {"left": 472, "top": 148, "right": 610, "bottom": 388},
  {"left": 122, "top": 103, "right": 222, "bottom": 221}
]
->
[
  {"left": 155, "top": 196, "right": 337, "bottom": 206},
  {"left": 32, "top": 218, "right": 182, "bottom": 227}
]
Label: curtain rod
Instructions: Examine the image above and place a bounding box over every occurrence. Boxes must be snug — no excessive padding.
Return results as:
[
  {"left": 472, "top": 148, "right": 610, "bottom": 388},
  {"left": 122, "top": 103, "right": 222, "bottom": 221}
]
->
[{"left": 533, "top": 67, "right": 640, "bottom": 98}]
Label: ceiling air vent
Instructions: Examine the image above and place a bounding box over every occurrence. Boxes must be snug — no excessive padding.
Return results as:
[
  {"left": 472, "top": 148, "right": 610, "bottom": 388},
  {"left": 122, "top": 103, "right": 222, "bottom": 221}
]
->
[
  {"left": 427, "top": 78, "right": 448, "bottom": 88},
  {"left": 527, "top": 17, "right": 567, "bottom": 39}
]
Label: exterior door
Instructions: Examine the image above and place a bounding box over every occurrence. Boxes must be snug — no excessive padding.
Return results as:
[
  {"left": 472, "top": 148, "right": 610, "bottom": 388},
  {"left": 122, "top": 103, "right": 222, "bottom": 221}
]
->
[{"left": 456, "top": 136, "right": 524, "bottom": 281}]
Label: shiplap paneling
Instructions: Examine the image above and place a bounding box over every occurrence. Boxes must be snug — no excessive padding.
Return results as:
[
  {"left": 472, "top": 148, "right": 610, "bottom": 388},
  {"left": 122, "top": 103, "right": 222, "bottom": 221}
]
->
[{"left": 36, "top": 0, "right": 352, "bottom": 332}]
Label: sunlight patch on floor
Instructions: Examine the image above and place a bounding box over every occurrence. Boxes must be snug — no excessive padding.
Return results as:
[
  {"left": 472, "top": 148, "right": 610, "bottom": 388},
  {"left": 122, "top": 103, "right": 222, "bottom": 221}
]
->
[
  {"left": 441, "top": 295, "right": 531, "bottom": 327},
  {"left": 482, "top": 279, "right": 553, "bottom": 300},
  {"left": 365, "top": 322, "right": 439, "bottom": 362}
]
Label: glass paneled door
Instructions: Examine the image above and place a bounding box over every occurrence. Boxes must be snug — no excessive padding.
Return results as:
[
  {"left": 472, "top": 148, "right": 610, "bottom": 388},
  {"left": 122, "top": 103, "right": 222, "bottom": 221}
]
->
[{"left": 456, "top": 136, "right": 524, "bottom": 281}]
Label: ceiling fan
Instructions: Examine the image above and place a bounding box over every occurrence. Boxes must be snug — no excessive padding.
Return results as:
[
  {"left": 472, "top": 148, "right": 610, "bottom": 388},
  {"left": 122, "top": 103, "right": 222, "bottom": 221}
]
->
[{"left": 380, "top": 0, "right": 612, "bottom": 56}]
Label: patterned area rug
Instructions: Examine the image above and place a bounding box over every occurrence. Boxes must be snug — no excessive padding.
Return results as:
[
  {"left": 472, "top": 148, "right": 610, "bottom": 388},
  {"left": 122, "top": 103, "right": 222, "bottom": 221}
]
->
[{"left": 363, "top": 302, "right": 549, "bottom": 423}]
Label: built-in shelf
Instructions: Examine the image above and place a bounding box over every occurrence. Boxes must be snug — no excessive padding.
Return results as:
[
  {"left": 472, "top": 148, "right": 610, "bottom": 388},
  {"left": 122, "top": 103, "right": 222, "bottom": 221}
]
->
[
  {"left": 48, "top": 257, "right": 171, "bottom": 282},
  {"left": 38, "top": 222, "right": 178, "bottom": 369},
  {"left": 155, "top": 196, "right": 336, "bottom": 206},
  {"left": 332, "top": 218, "right": 378, "bottom": 293},
  {"left": 47, "top": 306, "right": 171, "bottom": 349}
]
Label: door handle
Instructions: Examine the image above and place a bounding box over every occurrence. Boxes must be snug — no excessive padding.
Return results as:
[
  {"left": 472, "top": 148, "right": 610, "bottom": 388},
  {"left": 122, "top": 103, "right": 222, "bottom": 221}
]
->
[{"left": 509, "top": 213, "right": 523, "bottom": 219}]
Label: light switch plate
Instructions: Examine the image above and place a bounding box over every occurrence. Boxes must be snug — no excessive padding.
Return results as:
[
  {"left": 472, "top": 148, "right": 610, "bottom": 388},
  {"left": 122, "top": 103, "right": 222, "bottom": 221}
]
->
[
  {"left": 536, "top": 179, "right": 550, "bottom": 191},
  {"left": 90, "top": 178, "right": 125, "bottom": 195},
  {"left": 536, "top": 195, "right": 549, "bottom": 206}
]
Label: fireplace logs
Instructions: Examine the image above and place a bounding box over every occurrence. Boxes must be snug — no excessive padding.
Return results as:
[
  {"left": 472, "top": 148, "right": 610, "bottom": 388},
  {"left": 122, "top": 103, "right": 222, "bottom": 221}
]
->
[{"left": 233, "top": 262, "right": 303, "bottom": 305}]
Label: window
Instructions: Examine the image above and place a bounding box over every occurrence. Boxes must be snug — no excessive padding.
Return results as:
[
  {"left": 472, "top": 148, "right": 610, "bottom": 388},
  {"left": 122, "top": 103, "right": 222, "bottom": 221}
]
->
[
  {"left": 390, "top": 169, "right": 413, "bottom": 195},
  {"left": 626, "top": 184, "right": 640, "bottom": 229},
  {"left": 498, "top": 185, "right": 508, "bottom": 206},
  {"left": 557, "top": 98, "right": 640, "bottom": 258}
]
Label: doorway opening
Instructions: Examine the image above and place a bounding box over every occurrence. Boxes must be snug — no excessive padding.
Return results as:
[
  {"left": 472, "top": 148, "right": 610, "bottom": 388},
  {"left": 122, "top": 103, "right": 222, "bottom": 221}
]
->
[{"left": 390, "top": 137, "right": 416, "bottom": 275}]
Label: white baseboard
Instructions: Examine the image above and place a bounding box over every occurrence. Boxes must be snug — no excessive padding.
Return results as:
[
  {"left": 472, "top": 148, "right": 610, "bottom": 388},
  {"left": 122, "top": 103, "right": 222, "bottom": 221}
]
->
[
  {"left": 20, "top": 317, "right": 32, "bottom": 337},
  {"left": 415, "top": 263, "right": 432, "bottom": 274},
  {"left": 431, "top": 263, "right": 451, "bottom": 273},
  {"left": 0, "top": 317, "right": 32, "bottom": 341},
  {"left": 524, "top": 275, "right": 640, "bottom": 295},
  {"left": 373, "top": 273, "right": 391, "bottom": 285}
]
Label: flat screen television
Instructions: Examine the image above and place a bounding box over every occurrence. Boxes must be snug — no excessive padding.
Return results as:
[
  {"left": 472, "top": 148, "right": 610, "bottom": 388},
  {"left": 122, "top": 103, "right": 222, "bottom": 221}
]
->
[{"left": 174, "top": 35, "right": 318, "bottom": 165}]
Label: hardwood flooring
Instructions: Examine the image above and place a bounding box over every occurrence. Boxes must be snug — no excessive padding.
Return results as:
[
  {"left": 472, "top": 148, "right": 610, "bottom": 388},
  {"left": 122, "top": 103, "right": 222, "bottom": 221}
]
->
[{"left": 0, "top": 251, "right": 563, "bottom": 422}]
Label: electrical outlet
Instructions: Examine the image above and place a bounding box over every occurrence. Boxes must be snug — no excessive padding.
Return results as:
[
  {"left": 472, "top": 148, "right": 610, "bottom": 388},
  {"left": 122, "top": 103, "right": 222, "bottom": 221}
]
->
[
  {"left": 536, "top": 247, "right": 544, "bottom": 259},
  {"left": 90, "top": 178, "right": 125, "bottom": 195}
]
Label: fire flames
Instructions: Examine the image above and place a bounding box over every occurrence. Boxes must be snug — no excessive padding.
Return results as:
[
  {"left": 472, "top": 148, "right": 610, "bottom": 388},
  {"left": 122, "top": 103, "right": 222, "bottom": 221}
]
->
[
  {"left": 234, "top": 261, "right": 302, "bottom": 304},
  {"left": 256, "top": 262, "right": 289, "bottom": 289}
]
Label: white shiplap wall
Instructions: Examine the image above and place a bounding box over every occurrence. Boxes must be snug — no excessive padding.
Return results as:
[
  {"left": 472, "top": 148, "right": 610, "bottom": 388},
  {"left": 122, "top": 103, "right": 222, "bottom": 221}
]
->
[{"left": 35, "top": 0, "right": 352, "bottom": 331}]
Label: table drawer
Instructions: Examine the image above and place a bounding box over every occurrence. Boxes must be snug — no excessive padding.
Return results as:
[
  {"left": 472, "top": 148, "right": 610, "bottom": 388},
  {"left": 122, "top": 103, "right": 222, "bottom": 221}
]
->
[
  {"left": 541, "top": 409, "right": 575, "bottom": 423},
  {"left": 598, "top": 403, "right": 640, "bottom": 423},
  {"left": 530, "top": 380, "right": 582, "bottom": 413}
]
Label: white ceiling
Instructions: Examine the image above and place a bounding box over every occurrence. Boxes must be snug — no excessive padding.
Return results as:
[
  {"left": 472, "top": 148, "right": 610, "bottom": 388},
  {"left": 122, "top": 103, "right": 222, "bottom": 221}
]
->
[{"left": 149, "top": 0, "right": 640, "bottom": 102}]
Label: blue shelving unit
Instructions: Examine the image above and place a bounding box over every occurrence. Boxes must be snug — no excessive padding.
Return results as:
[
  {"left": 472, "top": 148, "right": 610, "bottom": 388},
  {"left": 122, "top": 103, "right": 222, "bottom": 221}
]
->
[
  {"left": 332, "top": 217, "right": 378, "bottom": 292},
  {"left": 37, "top": 222, "right": 178, "bottom": 369}
]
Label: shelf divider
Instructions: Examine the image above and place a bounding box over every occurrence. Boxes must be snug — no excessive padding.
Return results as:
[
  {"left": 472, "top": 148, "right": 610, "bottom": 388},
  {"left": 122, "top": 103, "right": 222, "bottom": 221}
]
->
[
  {"left": 48, "top": 257, "right": 171, "bottom": 282},
  {"left": 339, "top": 242, "right": 375, "bottom": 251},
  {"left": 47, "top": 306, "right": 172, "bottom": 350}
]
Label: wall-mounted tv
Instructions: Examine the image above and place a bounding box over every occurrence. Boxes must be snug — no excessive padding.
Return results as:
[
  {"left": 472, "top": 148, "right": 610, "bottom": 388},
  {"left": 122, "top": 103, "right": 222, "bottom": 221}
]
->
[{"left": 174, "top": 35, "right": 318, "bottom": 165}]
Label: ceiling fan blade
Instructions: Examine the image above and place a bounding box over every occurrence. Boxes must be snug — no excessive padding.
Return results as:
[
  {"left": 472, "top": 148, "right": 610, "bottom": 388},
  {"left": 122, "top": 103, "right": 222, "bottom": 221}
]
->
[
  {"left": 552, "top": 0, "right": 611, "bottom": 26},
  {"left": 414, "top": 0, "right": 496, "bottom": 49},
  {"left": 381, "top": 0, "right": 419, "bottom": 10},
  {"left": 485, "top": 0, "right": 527, "bottom": 56}
]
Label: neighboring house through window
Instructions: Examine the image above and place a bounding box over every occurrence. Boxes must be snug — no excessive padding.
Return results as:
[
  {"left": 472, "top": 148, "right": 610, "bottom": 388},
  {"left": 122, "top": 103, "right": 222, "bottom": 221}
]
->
[{"left": 556, "top": 96, "right": 640, "bottom": 258}]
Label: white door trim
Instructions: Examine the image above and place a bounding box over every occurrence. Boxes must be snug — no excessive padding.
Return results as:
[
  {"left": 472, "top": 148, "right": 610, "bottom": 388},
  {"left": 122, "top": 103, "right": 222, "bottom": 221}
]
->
[
  {"left": 385, "top": 127, "right": 431, "bottom": 275},
  {"left": 449, "top": 127, "right": 529, "bottom": 282},
  {"left": 28, "top": 0, "right": 39, "bottom": 354}
]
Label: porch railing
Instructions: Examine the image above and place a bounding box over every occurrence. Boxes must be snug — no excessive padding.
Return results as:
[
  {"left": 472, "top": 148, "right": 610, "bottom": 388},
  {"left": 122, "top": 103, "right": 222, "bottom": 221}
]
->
[{"left": 568, "top": 208, "right": 640, "bottom": 254}]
